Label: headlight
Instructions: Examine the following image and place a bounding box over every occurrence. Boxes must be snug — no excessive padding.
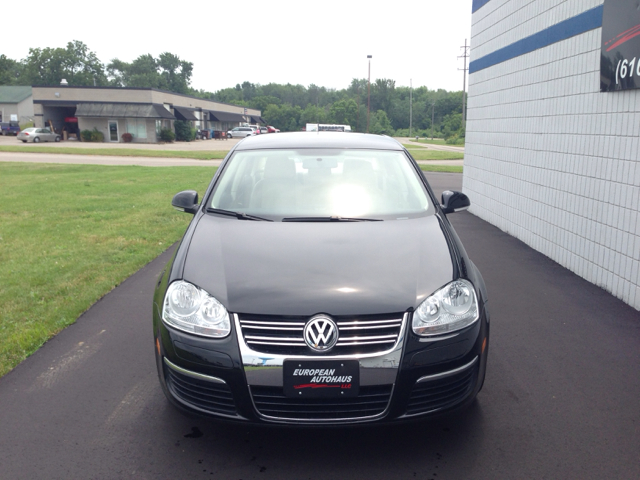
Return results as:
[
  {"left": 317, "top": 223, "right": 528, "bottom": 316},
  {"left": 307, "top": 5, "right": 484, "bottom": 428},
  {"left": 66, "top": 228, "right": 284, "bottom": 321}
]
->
[
  {"left": 162, "top": 281, "right": 231, "bottom": 338},
  {"left": 412, "top": 279, "right": 479, "bottom": 336}
]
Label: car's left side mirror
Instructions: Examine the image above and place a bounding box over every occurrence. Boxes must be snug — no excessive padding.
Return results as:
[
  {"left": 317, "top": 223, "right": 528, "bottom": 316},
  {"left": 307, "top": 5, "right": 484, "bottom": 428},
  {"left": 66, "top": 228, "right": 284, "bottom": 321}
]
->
[
  {"left": 172, "top": 190, "right": 199, "bottom": 214},
  {"left": 440, "top": 190, "right": 470, "bottom": 214}
]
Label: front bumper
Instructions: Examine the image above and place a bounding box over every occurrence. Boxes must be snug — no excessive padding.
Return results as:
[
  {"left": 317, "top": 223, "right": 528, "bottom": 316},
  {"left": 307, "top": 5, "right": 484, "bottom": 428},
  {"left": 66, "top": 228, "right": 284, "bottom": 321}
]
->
[{"left": 153, "top": 305, "right": 489, "bottom": 425}]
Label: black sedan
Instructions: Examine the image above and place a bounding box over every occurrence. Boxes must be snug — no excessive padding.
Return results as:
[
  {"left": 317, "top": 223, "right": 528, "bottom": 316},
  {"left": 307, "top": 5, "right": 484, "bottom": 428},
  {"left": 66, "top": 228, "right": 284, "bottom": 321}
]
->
[{"left": 152, "top": 132, "right": 489, "bottom": 425}]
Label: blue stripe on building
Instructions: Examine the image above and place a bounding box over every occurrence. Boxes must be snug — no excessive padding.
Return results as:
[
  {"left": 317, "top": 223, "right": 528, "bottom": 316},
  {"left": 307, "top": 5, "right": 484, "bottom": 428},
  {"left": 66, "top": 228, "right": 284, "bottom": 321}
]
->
[
  {"left": 472, "top": 0, "right": 492, "bottom": 13},
  {"left": 469, "top": 5, "right": 604, "bottom": 74}
]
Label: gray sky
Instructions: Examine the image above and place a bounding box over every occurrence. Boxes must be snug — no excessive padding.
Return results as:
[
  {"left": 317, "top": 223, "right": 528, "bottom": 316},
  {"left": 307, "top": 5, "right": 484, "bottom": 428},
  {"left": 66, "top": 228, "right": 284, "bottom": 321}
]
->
[{"left": 7, "top": 0, "right": 473, "bottom": 93}]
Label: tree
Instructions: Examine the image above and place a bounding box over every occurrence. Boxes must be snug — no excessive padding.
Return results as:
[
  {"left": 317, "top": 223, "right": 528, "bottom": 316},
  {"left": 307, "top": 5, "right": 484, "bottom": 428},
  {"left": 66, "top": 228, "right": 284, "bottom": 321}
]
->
[
  {"left": 249, "top": 95, "right": 281, "bottom": 112},
  {"left": 441, "top": 113, "right": 464, "bottom": 140},
  {"left": 263, "top": 104, "right": 302, "bottom": 131},
  {"left": 0, "top": 54, "right": 23, "bottom": 85},
  {"left": 21, "top": 41, "right": 107, "bottom": 86},
  {"left": 329, "top": 99, "right": 358, "bottom": 126},
  {"left": 158, "top": 52, "right": 193, "bottom": 94},
  {"left": 107, "top": 52, "right": 193, "bottom": 93},
  {"left": 300, "top": 104, "right": 327, "bottom": 126},
  {"left": 369, "top": 110, "right": 394, "bottom": 135}
]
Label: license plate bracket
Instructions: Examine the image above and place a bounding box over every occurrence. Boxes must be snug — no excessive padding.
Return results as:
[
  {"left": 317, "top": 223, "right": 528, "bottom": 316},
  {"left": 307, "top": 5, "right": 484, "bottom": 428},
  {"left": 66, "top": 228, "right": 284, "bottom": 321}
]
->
[{"left": 283, "top": 360, "right": 359, "bottom": 398}]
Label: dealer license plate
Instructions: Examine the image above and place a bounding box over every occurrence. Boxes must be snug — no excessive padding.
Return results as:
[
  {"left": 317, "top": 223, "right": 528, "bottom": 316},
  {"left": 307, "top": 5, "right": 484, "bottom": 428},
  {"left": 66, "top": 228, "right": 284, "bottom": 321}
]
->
[{"left": 283, "top": 360, "right": 359, "bottom": 398}]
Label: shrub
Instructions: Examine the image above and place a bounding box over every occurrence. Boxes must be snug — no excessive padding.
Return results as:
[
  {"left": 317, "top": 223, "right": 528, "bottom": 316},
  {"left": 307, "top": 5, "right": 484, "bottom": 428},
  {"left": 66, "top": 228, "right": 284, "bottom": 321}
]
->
[
  {"left": 91, "top": 128, "right": 104, "bottom": 142},
  {"left": 159, "top": 128, "right": 175, "bottom": 142},
  {"left": 174, "top": 120, "right": 195, "bottom": 141},
  {"left": 121, "top": 132, "right": 133, "bottom": 142},
  {"left": 80, "top": 128, "right": 104, "bottom": 142}
]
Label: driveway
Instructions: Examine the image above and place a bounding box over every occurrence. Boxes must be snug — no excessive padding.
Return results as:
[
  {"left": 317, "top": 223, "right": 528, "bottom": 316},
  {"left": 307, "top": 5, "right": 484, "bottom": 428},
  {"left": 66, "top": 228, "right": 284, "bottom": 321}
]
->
[{"left": 0, "top": 172, "right": 637, "bottom": 479}]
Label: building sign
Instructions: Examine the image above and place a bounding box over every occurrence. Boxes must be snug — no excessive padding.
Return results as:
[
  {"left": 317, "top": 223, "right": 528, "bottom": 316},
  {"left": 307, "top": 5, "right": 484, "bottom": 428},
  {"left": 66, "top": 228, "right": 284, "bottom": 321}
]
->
[{"left": 601, "top": 0, "right": 640, "bottom": 91}]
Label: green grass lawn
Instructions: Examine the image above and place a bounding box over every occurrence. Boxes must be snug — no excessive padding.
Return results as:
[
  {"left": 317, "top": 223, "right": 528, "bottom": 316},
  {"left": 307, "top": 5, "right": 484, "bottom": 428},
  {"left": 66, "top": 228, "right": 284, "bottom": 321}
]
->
[
  {"left": 419, "top": 165, "right": 463, "bottom": 173},
  {"left": 406, "top": 149, "right": 464, "bottom": 160},
  {"left": 0, "top": 163, "right": 216, "bottom": 377},
  {"left": 412, "top": 138, "right": 465, "bottom": 146},
  {"left": 0, "top": 145, "right": 228, "bottom": 160}
]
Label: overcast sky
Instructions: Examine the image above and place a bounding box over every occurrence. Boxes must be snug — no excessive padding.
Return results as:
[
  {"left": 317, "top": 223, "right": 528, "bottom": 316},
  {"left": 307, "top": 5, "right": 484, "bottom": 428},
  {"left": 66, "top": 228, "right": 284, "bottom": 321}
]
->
[{"left": 6, "top": 0, "right": 473, "bottom": 93}]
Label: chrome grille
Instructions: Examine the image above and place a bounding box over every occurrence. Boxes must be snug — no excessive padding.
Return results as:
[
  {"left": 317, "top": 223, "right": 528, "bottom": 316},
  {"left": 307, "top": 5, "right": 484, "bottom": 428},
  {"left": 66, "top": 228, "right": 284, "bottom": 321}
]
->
[{"left": 238, "top": 313, "right": 405, "bottom": 355}]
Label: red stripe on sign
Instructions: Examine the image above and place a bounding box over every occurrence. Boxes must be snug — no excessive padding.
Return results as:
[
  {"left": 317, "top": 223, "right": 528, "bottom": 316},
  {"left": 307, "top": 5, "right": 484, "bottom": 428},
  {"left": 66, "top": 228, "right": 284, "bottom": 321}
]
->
[{"left": 607, "top": 24, "right": 640, "bottom": 51}]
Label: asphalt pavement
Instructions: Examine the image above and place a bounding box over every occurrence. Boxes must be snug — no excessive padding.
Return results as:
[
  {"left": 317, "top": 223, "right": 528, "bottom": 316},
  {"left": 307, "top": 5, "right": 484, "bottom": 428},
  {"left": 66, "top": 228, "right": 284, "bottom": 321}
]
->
[{"left": 0, "top": 172, "right": 638, "bottom": 479}]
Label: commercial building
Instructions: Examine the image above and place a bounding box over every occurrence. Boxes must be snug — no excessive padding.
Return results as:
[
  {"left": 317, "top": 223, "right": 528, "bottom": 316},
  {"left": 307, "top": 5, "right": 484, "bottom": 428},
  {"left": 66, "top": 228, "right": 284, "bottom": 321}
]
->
[
  {"left": 464, "top": 0, "right": 639, "bottom": 310},
  {"left": 0, "top": 86, "right": 34, "bottom": 124},
  {"left": 31, "top": 85, "right": 263, "bottom": 142}
]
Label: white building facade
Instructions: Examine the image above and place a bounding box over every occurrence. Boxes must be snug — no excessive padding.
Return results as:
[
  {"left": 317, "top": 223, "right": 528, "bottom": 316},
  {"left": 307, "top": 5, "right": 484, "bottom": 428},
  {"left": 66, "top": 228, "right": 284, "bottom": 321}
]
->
[{"left": 464, "top": 0, "right": 640, "bottom": 311}]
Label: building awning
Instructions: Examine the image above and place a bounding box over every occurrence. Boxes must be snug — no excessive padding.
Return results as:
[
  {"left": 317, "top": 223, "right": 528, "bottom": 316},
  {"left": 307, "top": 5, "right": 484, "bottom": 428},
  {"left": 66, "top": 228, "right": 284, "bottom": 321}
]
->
[
  {"left": 209, "top": 111, "right": 245, "bottom": 122},
  {"left": 173, "top": 106, "right": 198, "bottom": 121},
  {"left": 250, "top": 116, "right": 266, "bottom": 124},
  {"left": 75, "top": 103, "right": 175, "bottom": 119}
]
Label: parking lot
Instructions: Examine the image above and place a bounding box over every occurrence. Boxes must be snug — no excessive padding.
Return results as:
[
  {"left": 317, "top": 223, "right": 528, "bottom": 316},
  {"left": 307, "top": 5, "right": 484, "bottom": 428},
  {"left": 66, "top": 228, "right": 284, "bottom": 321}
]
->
[{"left": 0, "top": 171, "right": 637, "bottom": 479}]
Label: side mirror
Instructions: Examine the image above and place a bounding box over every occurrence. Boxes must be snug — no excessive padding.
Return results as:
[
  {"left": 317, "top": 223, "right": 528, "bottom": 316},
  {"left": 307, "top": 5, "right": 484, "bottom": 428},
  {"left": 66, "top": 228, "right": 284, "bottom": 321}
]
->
[
  {"left": 440, "top": 190, "right": 470, "bottom": 214},
  {"left": 172, "top": 190, "right": 199, "bottom": 214}
]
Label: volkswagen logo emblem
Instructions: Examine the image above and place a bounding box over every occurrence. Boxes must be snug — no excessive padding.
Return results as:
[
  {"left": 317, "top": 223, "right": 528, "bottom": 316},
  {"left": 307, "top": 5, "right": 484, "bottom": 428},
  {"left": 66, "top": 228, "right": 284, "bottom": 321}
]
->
[{"left": 304, "top": 315, "right": 338, "bottom": 352}]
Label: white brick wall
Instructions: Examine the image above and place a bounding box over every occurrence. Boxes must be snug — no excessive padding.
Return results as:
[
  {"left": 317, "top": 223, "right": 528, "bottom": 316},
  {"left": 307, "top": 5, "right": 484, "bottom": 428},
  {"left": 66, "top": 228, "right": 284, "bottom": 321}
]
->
[{"left": 465, "top": 1, "right": 640, "bottom": 310}]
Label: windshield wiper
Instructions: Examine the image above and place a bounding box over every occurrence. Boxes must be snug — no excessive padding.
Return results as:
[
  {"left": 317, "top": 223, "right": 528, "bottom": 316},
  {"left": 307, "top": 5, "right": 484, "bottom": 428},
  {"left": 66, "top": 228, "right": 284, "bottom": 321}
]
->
[
  {"left": 281, "top": 216, "right": 383, "bottom": 222},
  {"left": 206, "top": 208, "right": 273, "bottom": 221}
]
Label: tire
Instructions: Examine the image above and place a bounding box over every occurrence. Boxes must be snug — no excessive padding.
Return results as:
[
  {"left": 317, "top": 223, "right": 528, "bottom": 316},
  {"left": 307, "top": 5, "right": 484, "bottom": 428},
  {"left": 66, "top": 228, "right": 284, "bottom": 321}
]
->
[
  {"left": 55, "top": 136, "right": 61, "bottom": 142},
  {"left": 33, "top": 137, "right": 40, "bottom": 143},
  {"left": 21, "top": 140, "right": 26, "bottom": 143}
]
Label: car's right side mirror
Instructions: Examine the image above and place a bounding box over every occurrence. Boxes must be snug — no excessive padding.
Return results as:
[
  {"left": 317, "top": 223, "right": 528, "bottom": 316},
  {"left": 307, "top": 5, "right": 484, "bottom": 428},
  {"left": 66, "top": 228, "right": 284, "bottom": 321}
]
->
[
  {"left": 172, "top": 190, "right": 199, "bottom": 214},
  {"left": 440, "top": 190, "right": 470, "bottom": 214}
]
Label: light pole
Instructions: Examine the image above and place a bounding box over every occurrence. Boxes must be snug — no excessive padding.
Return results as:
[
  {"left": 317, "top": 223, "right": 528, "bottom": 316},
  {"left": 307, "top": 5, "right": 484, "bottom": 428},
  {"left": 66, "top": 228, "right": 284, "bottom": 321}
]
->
[{"left": 367, "top": 55, "right": 372, "bottom": 133}]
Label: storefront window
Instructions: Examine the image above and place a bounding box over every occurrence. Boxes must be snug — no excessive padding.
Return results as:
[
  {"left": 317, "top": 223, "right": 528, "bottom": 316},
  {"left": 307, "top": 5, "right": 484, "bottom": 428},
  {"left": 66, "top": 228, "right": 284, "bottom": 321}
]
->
[{"left": 127, "top": 119, "right": 147, "bottom": 139}]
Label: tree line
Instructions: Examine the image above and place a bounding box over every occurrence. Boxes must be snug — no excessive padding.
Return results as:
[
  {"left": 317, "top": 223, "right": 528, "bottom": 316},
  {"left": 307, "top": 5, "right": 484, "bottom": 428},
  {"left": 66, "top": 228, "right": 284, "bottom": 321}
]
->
[{"left": 0, "top": 41, "right": 465, "bottom": 141}]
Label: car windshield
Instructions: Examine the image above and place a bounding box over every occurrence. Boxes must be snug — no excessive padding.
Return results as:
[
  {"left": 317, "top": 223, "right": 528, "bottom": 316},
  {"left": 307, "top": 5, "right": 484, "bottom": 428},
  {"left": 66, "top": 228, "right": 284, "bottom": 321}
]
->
[{"left": 209, "top": 149, "right": 432, "bottom": 220}]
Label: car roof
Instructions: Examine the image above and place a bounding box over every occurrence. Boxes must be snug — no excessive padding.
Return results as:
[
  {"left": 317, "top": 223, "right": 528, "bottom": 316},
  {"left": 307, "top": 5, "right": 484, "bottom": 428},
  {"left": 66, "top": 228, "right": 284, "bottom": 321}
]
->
[{"left": 234, "top": 132, "right": 404, "bottom": 151}]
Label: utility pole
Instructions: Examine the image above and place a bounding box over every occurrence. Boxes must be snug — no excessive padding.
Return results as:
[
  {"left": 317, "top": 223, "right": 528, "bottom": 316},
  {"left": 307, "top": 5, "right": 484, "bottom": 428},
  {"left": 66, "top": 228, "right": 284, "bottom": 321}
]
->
[
  {"left": 409, "top": 79, "right": 412, "bottom": 138},
  {"left": 431, "top": 101, "right": 435, "bottom": 140},
  {"left": 367, "top": 55, "right": 372, "bottom": 133},
  {"left": 458, "top": 39, "right": 470, "bottom": 123},
  {"left": 356, "top": 83, "right": 360, "bottom": 132}
]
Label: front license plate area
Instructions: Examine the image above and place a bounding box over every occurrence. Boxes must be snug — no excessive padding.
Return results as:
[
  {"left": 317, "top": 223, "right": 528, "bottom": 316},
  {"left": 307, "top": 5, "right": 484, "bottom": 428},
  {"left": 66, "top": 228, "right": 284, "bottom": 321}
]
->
[{"left": 283, "top": 360, "right": 359, "bottom": 398}]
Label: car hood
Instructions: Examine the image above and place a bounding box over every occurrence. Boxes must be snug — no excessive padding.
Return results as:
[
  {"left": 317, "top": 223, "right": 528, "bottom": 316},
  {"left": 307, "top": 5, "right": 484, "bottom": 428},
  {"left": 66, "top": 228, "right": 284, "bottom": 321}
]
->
[{"left": 182, "top": 214, "right": 454, "bottom": 316}]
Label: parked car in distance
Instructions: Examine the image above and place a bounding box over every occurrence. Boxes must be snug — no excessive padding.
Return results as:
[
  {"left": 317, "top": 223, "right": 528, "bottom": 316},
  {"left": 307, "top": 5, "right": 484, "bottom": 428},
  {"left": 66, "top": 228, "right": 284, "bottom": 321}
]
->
[
  {"left": 227, "top": 126, "right": 255, "bottom": 138},
  {"left": 154, "top": 132, "right": 490, "bottom": 426},
  {"left": 248, "top": 125, "right": 267, "bottom": 134},
  {"left": 267, "top": 125, "right": 280, "bottom": 133},
  {"left": 17, "top": 127, "right": 61, "bottom": 143},
  {"left": 0, "top": 121, "right": 20, "bottom": 136}
]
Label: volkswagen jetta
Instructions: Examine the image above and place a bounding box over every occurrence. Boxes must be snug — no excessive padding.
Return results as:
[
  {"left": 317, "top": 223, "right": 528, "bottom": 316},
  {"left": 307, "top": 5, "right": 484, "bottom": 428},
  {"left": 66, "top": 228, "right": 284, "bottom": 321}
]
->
[{"left": 152, "top": 132, "right": 489, "bottom": 425}]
